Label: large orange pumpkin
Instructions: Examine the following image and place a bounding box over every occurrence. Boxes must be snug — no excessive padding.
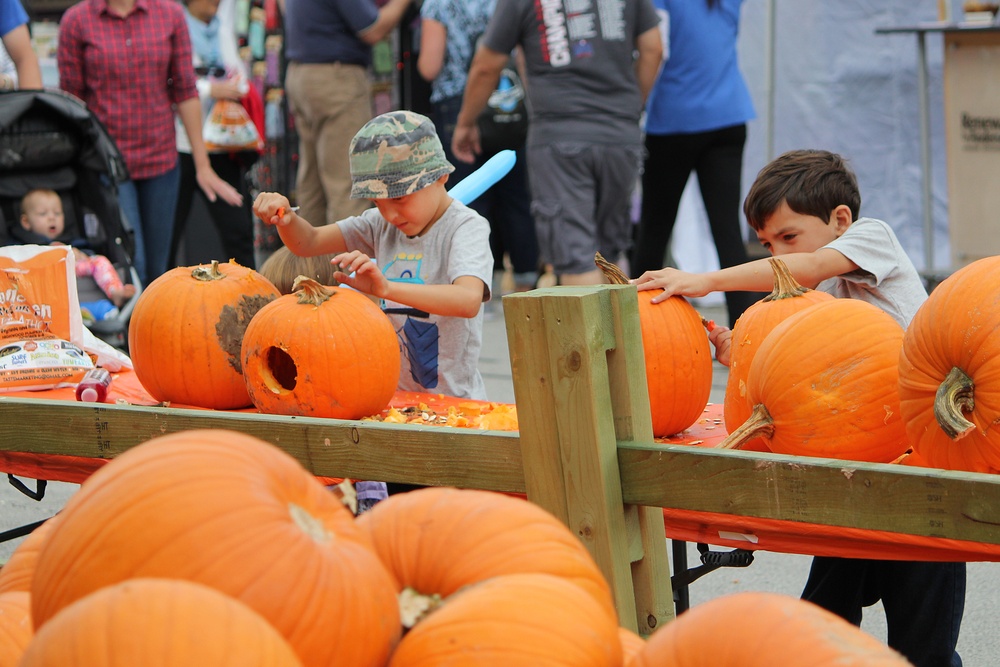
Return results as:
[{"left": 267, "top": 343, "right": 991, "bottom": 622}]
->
[
  {"left": 20, "top": 579, "right": 303, "bottom": 666},
  {"left": 128, "top": 260, "right": 280, "bottom": 409},
  {"left": 898, "top": 256, "right": 1000, "bottom": 473},
  {"left": 242, "top": 276, "right": 400, "bottom": 419},
  {"left": 0, "top": 591, "right": 32, "bottom": 665},
  {"left": 719, "top": 299, "right": 909, "bottom": 463},
  {"left": 0, "top": 516, "right": 59, "bottom": 594},
  {"left": 597, "top": 254, "right": 712, "bottom": 437},
  {"left": 31, "top": 430, "right": 401, "bottom": 667},
  {"left": 388, "top": 573, "right": 623, "bottom": 667},
  {"left": 723, "top": 258, "right": 834, "bottom": 450},
  {"left": 356, "top": 487, "right": 616, "bottom": 625},
  {"left": 629, "top": 592, "right": 910, "bottom": 666}
]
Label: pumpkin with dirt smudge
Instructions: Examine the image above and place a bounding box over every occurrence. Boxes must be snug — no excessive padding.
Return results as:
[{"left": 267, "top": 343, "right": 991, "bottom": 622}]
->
[{"left": 128, "top": 260, "right": 280, "bottom": 409}]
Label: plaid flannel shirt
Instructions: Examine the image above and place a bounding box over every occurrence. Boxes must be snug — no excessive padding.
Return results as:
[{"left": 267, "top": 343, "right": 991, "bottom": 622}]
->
[{"left": 57, "top": 0, "right": 198, "bottom": 179}]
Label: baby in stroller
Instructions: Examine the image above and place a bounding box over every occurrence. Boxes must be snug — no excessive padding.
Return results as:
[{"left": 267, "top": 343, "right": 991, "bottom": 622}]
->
[{"left": 11, "top": 188, "right": 136, "bottom": 322}]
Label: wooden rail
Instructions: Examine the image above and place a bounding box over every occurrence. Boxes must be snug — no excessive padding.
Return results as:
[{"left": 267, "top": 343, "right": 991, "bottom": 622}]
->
[{"left": 2, "top": 285, "right": 1000, "bottom": 635}]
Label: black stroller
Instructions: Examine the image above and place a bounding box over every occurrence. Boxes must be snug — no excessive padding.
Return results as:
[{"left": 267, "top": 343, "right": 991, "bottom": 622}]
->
[{"left": 0, "top": 89, "right": 140, "bottom": 350}]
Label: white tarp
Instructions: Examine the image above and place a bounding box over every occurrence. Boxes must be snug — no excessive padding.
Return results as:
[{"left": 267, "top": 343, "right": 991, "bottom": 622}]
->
[{"left": 671, "top": 0, "right": 951, "bottom": 284}]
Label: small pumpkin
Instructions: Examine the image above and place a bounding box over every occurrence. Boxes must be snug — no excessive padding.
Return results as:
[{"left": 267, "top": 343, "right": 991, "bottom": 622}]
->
[
  {"left": 356, "top": 487, "right": 616, "bottom": 627},
  {"left": 241, "top": 276, "right": 400, "bottom": 419},
  {"left": 128, "top": 260, "right": 280, "bottom": 409},
  {"left": 31, "top": 430, "right": 401, "bottom": 667},
  {"left": 629, "top": 592, "right": 910, "bottom": 666},
  {"left": 597, "top": 254, "right": 712, "bottom": 437},
  {"left": 0, "top": 516, "right": 59, "bottom": 594},
  {"left": 719, "top": 299, "right": 909, "bottom": 462},
  {"left": 0, "top": 591, "right": 32, "bottom": 665},
  {"left": 20, "top": 579, "right": 302, "bottom": 667},
  {"left": 388, "top": 573, "right": 623, "bottom": 667},
  {"left": 723, "top": 258, "right": 834, "bottom": 451},
  {"left": 898, "top": 255, "right": 1000, "bottom": 473}
]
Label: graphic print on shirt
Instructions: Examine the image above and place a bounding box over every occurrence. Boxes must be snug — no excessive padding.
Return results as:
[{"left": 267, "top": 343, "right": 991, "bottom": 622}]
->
[
  {"left": 380, "top": 252, "right": 439, "bottom": 389},
  {"left": 536, "top": 0, "right": 627, "bottom": 66}
]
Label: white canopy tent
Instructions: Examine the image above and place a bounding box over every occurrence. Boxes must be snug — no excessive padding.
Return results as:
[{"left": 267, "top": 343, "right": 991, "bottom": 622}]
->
[{"left": 669, "top": 0, "right": 951, "bottom": 292}]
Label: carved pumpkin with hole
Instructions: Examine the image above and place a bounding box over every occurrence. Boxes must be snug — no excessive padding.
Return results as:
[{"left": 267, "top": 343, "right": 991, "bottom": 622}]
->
[
  {"left": 596, "top": 254, "right": 712, "bottom": 437},
  {"left": 20, "top": 579, "right": 303, "bottom": 667},
  {"left": 724, "top": 258, "right": 834, "bottom": 451},
  {"left": 30, "top": 430, "right": 401, "bottom": 667},
  {"left": 719, "top": 298, "right": 909, "bottom": 463},
  {"left": 241, "top": 276, "right": 400, "bottom": 419},
  {"left": 128, "top": 260, "right": 280, "bottom": 409},
  {"left": 898, "top": 255, "right": 1000, "bottom": 473}
]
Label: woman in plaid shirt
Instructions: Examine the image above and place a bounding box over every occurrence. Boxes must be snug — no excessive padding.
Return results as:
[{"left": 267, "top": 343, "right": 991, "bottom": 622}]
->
[{"left": 57, "top": 0, "right": 243, "bottom": 284}]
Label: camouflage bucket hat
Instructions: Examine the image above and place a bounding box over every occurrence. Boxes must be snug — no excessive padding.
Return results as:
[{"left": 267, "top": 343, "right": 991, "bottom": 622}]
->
[{"left": 349, "top": 110, "right": 455, "bottom": 200}]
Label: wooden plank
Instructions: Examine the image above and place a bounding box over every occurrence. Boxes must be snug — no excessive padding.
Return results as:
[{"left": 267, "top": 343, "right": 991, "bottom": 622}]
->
[
  {"left": 505, "top": 286, "right": 638, "bottom": 631},
  {"left": 618, "top": 442, "right": 1000, "bottom": 545},
  {"left": 0, "top": 398, "right": 525, "bottom": 492},
  {"left": 602, "top": 284, "right": 674, "bottom": 633}
]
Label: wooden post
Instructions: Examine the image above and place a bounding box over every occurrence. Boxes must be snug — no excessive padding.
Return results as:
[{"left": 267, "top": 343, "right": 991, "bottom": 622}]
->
[{"left": 504, "top": 285, "right": 673, "bottom": 633}]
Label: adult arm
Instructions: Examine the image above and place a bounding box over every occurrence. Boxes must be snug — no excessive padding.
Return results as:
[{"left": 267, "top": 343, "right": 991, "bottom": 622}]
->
[
  {"left": 633, "top": 249, "right": 858, "bottom": 304},
  {"left": 176, "top": 97, "right": 244, "bottom": 206},
  {"left": 2, "top": 25, "right": 40, "bottom": 89},
  {"left": 451, "top": 46, "right": 508, "bottom": 163},
  {"left": 56, "top": 14, "right": 85, "bottom": 99},
  {"left": 417, "top": 18, "right": 446, "bottom": 82},
  {"left": 634, "top": 25, "right": 662, "bottom": 106},
  {"left": 358, "top": 0, "right": 413, "bottom": 45}
]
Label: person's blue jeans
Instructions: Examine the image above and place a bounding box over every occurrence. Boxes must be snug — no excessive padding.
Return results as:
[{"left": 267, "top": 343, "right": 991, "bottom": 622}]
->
[{"left": 118, "top": 161, "right": 180, "bottom": 285}]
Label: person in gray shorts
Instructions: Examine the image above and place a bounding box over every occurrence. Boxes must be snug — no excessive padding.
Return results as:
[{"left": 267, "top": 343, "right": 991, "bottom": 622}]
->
[{"left": 451, "top": 0, "right": 663, "bottom": 285}]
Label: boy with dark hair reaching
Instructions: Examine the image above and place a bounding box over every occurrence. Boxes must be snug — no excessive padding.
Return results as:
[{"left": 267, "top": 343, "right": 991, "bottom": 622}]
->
[{"left": 634, "top": 149, "right": 964, "bottom": 667}]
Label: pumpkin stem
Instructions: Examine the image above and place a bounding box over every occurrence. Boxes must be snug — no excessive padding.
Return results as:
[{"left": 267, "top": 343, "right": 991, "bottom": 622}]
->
[
  {"left": 191, "top": 259, "right": 224, "bottom": 282},
  {"left": 717, "top": 403, "right": 775, "bottom": 450},
  {"left": 288, "top": 503, "right": 332, "bottom": 544},
  {"left": 292, "top": 275, "right": 334, "bottom": 306},
  {"left": 934, "top": 366, "right": 976, "bottom": 440},
  {"left": 398, "top": 587, "right": 444, "bottom": 629},
  {"left": 762, "top": 258, "right": 811, "bottom": 302},
  {"left": 595, "top": 252, "right": 630, "bottom": 285}
]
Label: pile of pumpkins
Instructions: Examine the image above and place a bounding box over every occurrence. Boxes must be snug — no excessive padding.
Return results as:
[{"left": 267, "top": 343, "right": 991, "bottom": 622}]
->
[
  {"left": 0, "top": 429, "right": 911, "bottom": 665},
  {"left": 126, "top": 260, "right": 400, "bottom": 420},
  {"left": 628, "top": 252, "right": 1000, "bottom": 474}
]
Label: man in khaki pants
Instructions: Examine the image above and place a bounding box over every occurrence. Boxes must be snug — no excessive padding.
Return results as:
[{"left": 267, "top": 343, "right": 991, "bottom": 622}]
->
[{"left": 283, "top": 0, "right": 412, "bottom": 227}]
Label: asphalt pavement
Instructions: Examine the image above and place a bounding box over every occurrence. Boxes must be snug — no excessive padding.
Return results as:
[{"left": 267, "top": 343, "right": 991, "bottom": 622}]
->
[{"left": 1, "top": 296, "right": 997, "bottom": 663}]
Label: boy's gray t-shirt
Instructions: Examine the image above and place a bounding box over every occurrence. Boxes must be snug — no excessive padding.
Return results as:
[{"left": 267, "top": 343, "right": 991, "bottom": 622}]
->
[
  {"left": 337, "top": 200, "right": 493, "bottom": 400},
  {"left": 483, "top": 0, "right": 660, "bottom": 145},
  {"left": 817, "top": 217, "right": 927, "bottom": 328}
]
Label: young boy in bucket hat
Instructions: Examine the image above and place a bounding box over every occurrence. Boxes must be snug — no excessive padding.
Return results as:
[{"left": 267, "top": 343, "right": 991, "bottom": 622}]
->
[{"left": 254, "top": 110, "right": 494, "bottom": 401}]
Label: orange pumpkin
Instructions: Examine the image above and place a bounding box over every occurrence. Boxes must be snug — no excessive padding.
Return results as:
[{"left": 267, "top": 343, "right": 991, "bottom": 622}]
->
[
  {"left": 898, "top": 256, "right": 1000, "bottom": 473},
  {"left": 242, "top": 276, "right": 400, "bottom": 419},
  {"left": 388, "top": 573, "right": 623, "bottom": 667},
  {"left": 619, "top": 626, "right": 646, "bottom": 665},
  {"left": 0, "top": 591, "right": 32, "bottom": 665},
  {"left": 128, "top": 260, "right": 280, "bottom": 409},
  {"left": 723, "top": 258, "right": 834, "bottom": 451},
  {"left": 31, "top": 430, "right": 401, "bottom": 667},
  {"left": 20, "top": 579, "right": 302, "bottom": 666},
  {"left": 356, "top": 487, "right": 616, "bottom": 625},
  {"left": 597, "top": 254, "right": 712, "bottom": 437},
  {"left": 629, "top": 592, "right": 910, "bottom": 666},
  {"left": 719, "top": 299, "right": 909, "bottom": 462},
  {"left": 0, "top": 516, "right": 59, "bottom": 594}
]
